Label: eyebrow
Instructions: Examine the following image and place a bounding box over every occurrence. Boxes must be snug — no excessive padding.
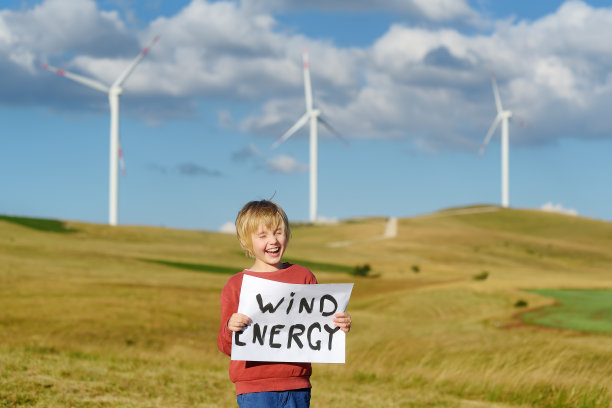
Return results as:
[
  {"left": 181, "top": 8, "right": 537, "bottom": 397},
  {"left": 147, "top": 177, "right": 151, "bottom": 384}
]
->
[{"left": 253, "top": 222, "right": 284, "bottom": 235}]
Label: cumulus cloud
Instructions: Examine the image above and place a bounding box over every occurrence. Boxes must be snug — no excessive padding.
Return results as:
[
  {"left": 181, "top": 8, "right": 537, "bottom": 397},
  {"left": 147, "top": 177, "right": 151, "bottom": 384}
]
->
[
  {"left": 242, "top": 1, "right": 612, "bottom": 150},
  {"left": 0, "top": 0, "right": 134, "bottom": 69},
  {"left": 540, "top": 202, "right": 578, "bottom": 216},
  {"left": 3, "top": 0, "right": 612, "bottom": 151},
  {"left": 246, "top": 0, "right": 480, "bottom": 23},
  {"left": 265, "top": 154, "right": 308, "bottom": 174},
  {"left": 219, "top": 221, "right": 236, "bottom": 234},
  {"left": 231, "top": 143, "right": 307, "bottom": 174}
]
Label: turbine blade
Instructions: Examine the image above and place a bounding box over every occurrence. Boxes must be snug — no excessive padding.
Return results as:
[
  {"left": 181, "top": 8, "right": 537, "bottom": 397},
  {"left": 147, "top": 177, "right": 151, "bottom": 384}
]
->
[
  {"left": 112, "top": 35, "right": 159, "bottom": 88},
  {"left": 318, "top": 115, "right": 348, "bottom": 146},
  {"left": 479, "top": 114, "right": 502, "bottom": 157},
  {"left": 490, "top": 72, "right": 503, "bottom": 114},
  {"left": 40, "top": 63, "right": 109, "bottom": 93},
  {"left": 302, "top": 47, "right": 313, "bottom": 112},
  {"left": 510, "top": 114, "right": 530, "bottom": 128},
  {"left": 270, "top": 112, "right": 309, "bottom": 150}
]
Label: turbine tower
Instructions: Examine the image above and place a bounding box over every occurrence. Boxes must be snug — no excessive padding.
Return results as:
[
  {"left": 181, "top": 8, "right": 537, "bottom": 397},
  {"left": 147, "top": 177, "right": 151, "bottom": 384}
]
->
[
  {"left": 479, "top": 72, "right": 512, "bottom": 208},
  {"left": 271, "top": 48, "right": 344, "bottom": 223},
  {"left": 41, "top": 36, "right": 159, "bottom": 226}
]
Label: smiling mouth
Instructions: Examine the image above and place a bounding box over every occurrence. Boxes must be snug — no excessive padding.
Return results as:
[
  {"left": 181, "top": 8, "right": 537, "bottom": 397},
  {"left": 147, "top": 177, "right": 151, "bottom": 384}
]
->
[{"left": 266, "top": 248, "right": 280, "bottom": 255}]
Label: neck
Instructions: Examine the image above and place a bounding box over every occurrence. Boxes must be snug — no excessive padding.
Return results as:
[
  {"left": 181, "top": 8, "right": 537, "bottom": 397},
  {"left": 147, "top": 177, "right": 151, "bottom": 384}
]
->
[{"left": 249, "top": 261, "right": 287, "bottom": 272}]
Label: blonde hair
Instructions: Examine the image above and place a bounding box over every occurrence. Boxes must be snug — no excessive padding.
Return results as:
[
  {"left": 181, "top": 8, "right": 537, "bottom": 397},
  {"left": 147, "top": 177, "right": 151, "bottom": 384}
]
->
[{"left": 235, "top": 200, "right": 291, "bottom": 257}]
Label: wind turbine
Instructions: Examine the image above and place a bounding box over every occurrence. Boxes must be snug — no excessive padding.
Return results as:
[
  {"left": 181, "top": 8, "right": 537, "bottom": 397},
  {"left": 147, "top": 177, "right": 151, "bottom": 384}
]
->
[
  {"left": 479, "top": 72, "right": 512, "bottom": 208},
  {"left": 271, "top": 48, "right": 345, "bottom": 223},
  {"left": 41, "top": 36, "right": 159, "bottom": 226}
]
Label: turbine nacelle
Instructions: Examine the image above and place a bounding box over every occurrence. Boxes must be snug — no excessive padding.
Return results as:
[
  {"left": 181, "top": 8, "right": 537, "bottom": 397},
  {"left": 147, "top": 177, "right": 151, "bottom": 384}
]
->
[
  {"left": 309, "top": 109, "right": 321, "bottom": 118},
  {"left": 110, "top": 86, "right": 124, "bottom": 96}
]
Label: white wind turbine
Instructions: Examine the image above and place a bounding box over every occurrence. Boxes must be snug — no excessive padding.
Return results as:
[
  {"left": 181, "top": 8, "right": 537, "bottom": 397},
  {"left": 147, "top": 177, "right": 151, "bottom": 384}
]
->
[
  {"left": 270, "top": 48, "right": 345, "bottom": 223},
  {"left": 41, "top": 36, "right": 159, "bottom": 226},
  {"left": 479, "top": 72, "right": 512, "bottom": 208}
]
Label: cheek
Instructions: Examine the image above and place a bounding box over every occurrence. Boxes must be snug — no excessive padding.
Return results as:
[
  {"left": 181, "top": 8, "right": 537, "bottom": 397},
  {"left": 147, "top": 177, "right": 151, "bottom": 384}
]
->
[{"left": 250, "top": 237, "right": 263, "bottom": 251}]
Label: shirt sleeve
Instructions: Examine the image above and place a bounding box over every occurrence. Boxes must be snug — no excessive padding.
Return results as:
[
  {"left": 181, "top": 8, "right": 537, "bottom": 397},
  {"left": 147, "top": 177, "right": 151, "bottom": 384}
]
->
[
  {"left": 217, "top": 275, "right": 240, "bottom": 356},
  {"left": 309, "top": 271, "right": 318, "bottom": 284}
]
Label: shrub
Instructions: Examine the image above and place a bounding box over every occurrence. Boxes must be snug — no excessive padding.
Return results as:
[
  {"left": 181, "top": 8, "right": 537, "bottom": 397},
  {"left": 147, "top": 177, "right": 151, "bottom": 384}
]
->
[
  {"left": 353, "top": 263, "right": 371, "bottom": 277},
  {"left": 514, "top": 299, "right": 528, "bottom": 308},
  {"left": 473, "top": 271, "right": 489, "bottom": 280},
  {"left": 411, "top": 264, "right": 420, "bottom": 273}
]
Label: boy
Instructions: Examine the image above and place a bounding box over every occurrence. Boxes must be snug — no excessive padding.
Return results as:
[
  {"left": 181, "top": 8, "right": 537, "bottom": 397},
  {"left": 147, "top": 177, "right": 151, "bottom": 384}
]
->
[{"left": 217, "top": 200, "right": 351, "bottom": 407}]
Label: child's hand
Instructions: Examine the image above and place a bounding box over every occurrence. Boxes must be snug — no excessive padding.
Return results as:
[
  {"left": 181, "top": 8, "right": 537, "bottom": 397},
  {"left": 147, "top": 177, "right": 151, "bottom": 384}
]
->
[
  {"left": 227, "top": 313, "right": 252, "bottom": 332},
  {"left": 333, "top": 312, "right": 352, "bottom": 333}
]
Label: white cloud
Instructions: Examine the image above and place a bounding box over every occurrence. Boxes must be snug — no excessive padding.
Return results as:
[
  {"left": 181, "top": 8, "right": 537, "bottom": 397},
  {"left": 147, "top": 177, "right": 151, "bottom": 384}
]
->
[
  {"left": 246, "top": 0, "right": 479, "bottom": 23},
  {"left": 266, "top": 154, "right": 308, "bottom": 174},
  {"left": 540, "top": 202, "right": 578, "bottom": 216},
  {"left": 8, "top": 48, "right": 36, "bottom": 73},
  {"left": 238, "top": 1, "right": 612, "bottom": 150},
  {"left": 219, "top": 221, "right": 236, "bottom": 234},
  {"left": 0, "top": 0, "right": 130, "bottom": 62},
  {"left": 231, "top": 143, "right": 307, "bottom": 174},
  {"left": 411, "top": 0, "right": 476, "bottom": 22},
  {"left": 3, "top": 0, "right": 612, "bottom": 150}
]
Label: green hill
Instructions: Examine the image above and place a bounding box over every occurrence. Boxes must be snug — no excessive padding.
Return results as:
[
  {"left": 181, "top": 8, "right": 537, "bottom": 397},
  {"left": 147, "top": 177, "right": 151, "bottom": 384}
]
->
[{"left": 1, "top": 207, "right": 611, "bottom": 407}]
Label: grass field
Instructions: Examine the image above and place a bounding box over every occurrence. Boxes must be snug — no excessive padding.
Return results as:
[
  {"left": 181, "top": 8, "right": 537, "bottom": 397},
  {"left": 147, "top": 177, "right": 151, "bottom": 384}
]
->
[
  {"left": 1, "top": 207, "right": 611, "bottom": 407},
  {"left": 521, "top": 289, "right": 612, "bottom": 334}
]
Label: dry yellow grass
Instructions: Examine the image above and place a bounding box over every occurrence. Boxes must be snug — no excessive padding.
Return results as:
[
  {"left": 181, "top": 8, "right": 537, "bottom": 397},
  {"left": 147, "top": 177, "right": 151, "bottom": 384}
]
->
[{"left": 1, "top": 207, "right": 611, "bottom": 407}]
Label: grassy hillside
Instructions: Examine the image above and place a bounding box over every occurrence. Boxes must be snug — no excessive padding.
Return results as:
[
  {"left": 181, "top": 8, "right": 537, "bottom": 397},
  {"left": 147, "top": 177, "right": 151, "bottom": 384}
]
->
[{"left": 1, "top": 207, "right": 611, "bottom": 407}]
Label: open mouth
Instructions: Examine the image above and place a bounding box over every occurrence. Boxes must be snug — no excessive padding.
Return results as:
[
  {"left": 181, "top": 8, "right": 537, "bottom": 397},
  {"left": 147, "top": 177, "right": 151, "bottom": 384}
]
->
[{"left": 266, "top": 247, "right": 280, "bottom": 255}]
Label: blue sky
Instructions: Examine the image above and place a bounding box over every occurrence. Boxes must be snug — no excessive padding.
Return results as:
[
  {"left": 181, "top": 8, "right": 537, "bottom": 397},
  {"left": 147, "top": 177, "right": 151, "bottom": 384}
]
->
[{"left": 1, "top": 0, "right": 611, "bottom": 231}]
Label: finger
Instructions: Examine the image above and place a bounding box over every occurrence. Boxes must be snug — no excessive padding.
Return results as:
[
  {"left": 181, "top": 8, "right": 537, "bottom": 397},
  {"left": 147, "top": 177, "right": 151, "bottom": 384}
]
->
[
  {"left": 333, "top": 320, "right": 352, "bottom": 328},
  {"left": 229, "top": 321, "right": 250, "bottom": 332},
  {"left": 339, "top": 322, "right": 351, "bottom": 333},
  {"left": 228, "top": 314, "right": 252, "bottom": 331},
  {"left": 235, "top": 313, "right": 252, "bottom": 322},
  {"left": 235, "top": 317, "right": 252, "bottom": 326},
  {"left": 333, "top": 314, "right": 352, "bottom": 332},
  {"left": 234, "top": 313, "right": 252, "bottom": 322}
]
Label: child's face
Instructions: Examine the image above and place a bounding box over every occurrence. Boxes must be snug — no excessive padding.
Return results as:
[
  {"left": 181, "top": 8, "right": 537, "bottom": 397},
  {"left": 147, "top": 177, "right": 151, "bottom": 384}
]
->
[{"left": 250, "top": 223, "right": 288, "bottom": 271}]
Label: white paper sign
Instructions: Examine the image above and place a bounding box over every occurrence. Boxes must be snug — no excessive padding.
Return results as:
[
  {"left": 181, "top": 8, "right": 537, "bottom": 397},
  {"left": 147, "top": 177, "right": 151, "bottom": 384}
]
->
[{"left": 231, "top": 275, "right": 354, "bottom": 363}]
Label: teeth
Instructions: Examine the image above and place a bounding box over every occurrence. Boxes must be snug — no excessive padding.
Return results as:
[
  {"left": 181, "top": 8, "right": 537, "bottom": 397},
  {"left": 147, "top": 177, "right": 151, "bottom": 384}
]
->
[{"left": 267, "top": 248, "right": 279, "bottom": 253}]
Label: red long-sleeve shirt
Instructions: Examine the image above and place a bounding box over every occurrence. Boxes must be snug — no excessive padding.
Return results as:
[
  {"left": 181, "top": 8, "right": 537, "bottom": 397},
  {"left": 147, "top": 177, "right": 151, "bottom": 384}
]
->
[{"left": 217, "top": 264, "right": 318, "bottom": 395}]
